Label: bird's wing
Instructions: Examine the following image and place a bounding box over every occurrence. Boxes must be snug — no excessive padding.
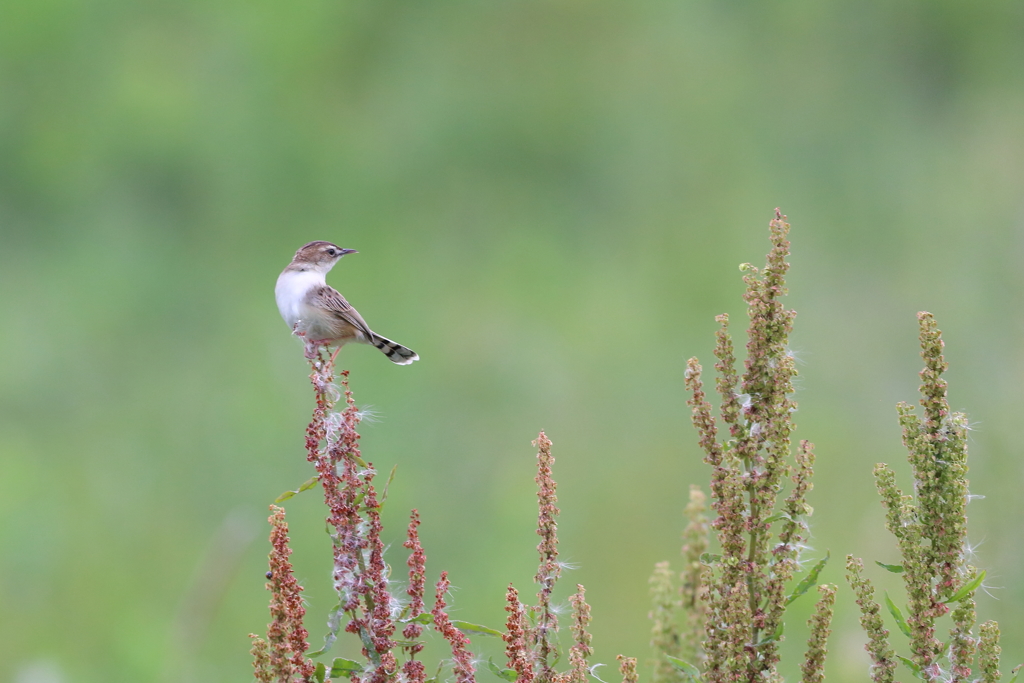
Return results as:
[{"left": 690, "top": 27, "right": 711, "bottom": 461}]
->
[{"left": 308, "top": 285, "right": 374, "bottom": 338}]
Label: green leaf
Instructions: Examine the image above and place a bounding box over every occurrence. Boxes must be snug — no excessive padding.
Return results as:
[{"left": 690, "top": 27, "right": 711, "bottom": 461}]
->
[
  {"left": 452, "top": 620, "right": 503, "bottom": 637},
  {"left": 665, "top": 656, "right": 701, "bottom": 683},
  {"left": 488, "top": 658, "right": 518, "bottom": 681},
  {"left": 424, "top": 661, "right": 444, "bottom": 683},
  {"left": 313, "top": 662, "right": 327, "bottom": 683},
  {"left": 406, "top": 613, "right": 435, "bottom": 625},
  {"left": 763, "top": 512, "right": 787, "bottom": 525},
  {"left": 699, "top": 552, "right": 721, "bottom": 566},
  {"left": 355, "top": 622, "right": 381, "bottom": 667},
  {"left": 756, "top": 621, "right": 784, "bottom": 646},
  {"left": 275, "top": 475, "right": 320, "bottom": 503},
  {"left": 896, "top": 655, "right": 923, "bottom": 678},
  {"left": 944, "top": 570, "right": 986, "bottom": 604},
  {"left": 330, "top": 658, "right": 364, "bottom": 678},
  {"left": 786, "top": 551, "right": 830, "bottom": 605},
  {"left": 884, "top": 593, "right": 912, "bottom": 638},
  {"left": 379, "top": 464, "right": 399, "bottom": 509},
  {"left": 1008, "top": 664, "right": 1022, "bottom": 683},
  {"left": 875, "top": 561, "right": 904, "bottom": 573},
  {"left": 308, "top": 602, "right": 344, "bottom": 657}
]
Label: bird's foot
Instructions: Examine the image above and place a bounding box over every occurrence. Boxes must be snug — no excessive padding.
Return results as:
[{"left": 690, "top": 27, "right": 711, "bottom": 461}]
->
[{"left": 303, "top": 338, "right": 331, "bottom": 360}]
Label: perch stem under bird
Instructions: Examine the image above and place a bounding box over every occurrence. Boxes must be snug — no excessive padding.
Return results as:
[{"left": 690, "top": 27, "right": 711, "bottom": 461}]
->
[{"left": 275, "top": 241, "right": 419, "bottom": 365}]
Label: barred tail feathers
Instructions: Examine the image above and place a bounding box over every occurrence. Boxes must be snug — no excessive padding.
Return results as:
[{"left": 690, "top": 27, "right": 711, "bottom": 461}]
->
[{"left": 370, "top": 333, "right": 419, "bottom": 365}]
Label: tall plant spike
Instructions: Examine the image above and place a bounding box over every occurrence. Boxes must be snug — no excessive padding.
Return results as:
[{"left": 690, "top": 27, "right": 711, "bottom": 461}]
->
[
  {"left": 844, "top": 556, "right": 896, "bottom": 683},
  {"left": 679, "top": 486, "right": 710, "bottom": 664},
  {"left": 800, "top": 584, "right": 837, "bottom": 683},
  {"left": 258, "top": 347, "right": 483, "bottom": 683},
  {"left": 678, "top": 211, "right": 828, "bottom": 683},
  {"left": 649, "top": 561, "right": 682, "bottom": 683},
  {"left": 568, "top": 585, "right": 594, "bottom": 683},
  {"left": 533, "top": 431, "right": 562, "bottom": 683},
  {"left": 848, "top": 312, "right": 1006, "bottom": 682},
  {"left": 250, "top": 506, "right": 315, "bottom": 682},
  {"left": 649, "top": 485, "right": 710, "bottom": 683},
  {"left": 500, "top": 434, "right": 610, "bottom": 683}
]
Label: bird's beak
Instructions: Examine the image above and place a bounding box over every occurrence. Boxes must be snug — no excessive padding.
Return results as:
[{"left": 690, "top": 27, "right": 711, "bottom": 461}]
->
[{"left": 340, "top": 248, "right": 358, "bottom": 256}]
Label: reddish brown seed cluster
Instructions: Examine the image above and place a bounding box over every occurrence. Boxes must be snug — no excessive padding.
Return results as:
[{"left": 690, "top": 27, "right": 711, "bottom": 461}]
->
[
  {"left": 257, "top": 346, "right": 617, "bottom": 683},
  {"left": 532, "top": 431, "right": 561, "bottom": 681},
  {"left": 503, "top": 585, "right": 535, "bottom": 683},
  {"left": 567, "top": 585, "right": 593, "bottom": 683},
  {"left": 250, "top": 506, "right": 315, "bottom": 682},
  {"left": 307, "top": 357, "right": 403, "bottom": 682},
  {"left": 432, "top": 572, "right": 476, "bottom": 683},
  {"left": 363, "top": 486, "right": 399, "bottom": 683},
  {"left": 402, "top": 510, "right": 428, "bottom": 683},
  {"left": 403, "top": 510, "right": 427, "bottom": 642},
  {"left": 499, "top": 434, "right": 600, "bottom": 683}
]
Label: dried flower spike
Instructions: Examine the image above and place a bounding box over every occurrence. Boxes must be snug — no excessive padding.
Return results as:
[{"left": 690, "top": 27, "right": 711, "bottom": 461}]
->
[
  {"left": 533, "top": 431, "right": 562, "bottom": 682},
  {"left": 432, "top": 571, "right": 477, "bottom": 683},
  {"left": 617, "top": 656, "right": 638, "bottom": 683},
  {"left": 848, "top": 312, "right": 1005, "bottom": 682},
  {"left": 251, "top": 505, "right": 315, "bottom": 682},
  {"left": 800, "top": 584, "right": 836, "bottom": 683},
  {"left": 568, "top": 585, "right": 594, "bottom": 683},
  {"left": 682, "top": 210, "right": 824, "bottom": 683},
  {"left": 504, "top": 584, "right": 536, "bottom": 683},
  {"left": 403, "top": 509, "right": 427, "bottom": 644}
]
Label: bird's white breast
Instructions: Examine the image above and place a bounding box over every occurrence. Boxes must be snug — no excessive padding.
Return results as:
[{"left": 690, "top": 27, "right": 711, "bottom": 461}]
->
[{"left": 275, "top": 269, "right": 325, "bottom": 329}]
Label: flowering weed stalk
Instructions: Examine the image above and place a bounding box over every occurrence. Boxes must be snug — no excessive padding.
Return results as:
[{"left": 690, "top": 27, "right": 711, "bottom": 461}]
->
[
  {"left": 846, "top": 312, "right": 1015, "bottom": 683},
  {"left": 253, "top": 345, "right": 626, "bottom": 683},
  {"left": 650, "top": 486, "right": 709, "bottom": 683},
  {"left": 656, "top": 211, "right": 835, "bottom": 683},
  {"left": 250, "top": 505, "right": 317, "bottom": 682},
  {"left": 303, "top": 349, "right": 399, "bottom": 683},
  {"left": 252, "top": 345, "right": 481, "bottom": 683},
  {"left": 498, "top": 432, "right": 615, "bottom": 683}
]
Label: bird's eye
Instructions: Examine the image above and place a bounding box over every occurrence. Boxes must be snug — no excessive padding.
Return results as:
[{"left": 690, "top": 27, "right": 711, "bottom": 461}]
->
[{"left": 326, "top": 248, "right": 337, "bottom": 256}]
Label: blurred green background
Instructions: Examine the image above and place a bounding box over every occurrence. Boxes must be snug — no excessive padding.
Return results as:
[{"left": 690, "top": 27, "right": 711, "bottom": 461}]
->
[{"left": 3, "top": 1, "right": 1024, "bottom": 682}]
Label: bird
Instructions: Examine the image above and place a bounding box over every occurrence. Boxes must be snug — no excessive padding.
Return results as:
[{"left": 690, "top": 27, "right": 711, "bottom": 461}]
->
[{"left": 275, "top": 241, "right": 419, "bottom": 365}]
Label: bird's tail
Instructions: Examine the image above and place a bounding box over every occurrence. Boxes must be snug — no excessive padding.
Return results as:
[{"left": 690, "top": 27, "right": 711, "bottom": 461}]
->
[{"left": 370, "top": 333, "right": 420, "bottom": 365}]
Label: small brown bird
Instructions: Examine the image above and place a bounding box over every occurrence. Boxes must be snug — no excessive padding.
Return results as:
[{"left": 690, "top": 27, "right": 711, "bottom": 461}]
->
[{"left": 275, "top": 241, "right": 419, "bottom": 365}]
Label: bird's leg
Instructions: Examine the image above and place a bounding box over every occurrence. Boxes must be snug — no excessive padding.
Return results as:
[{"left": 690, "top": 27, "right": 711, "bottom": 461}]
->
[
  {"left": 329, "top": 345, "right": 342, "bottom": 364},
  {"left": 302, "top": 336, "right": 329, "bottom": 361}
]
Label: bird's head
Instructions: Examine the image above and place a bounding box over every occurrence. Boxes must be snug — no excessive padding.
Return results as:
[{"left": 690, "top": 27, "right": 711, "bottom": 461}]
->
[{"left": 289, "top": 241, "right": 358, "bottom": 272}]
